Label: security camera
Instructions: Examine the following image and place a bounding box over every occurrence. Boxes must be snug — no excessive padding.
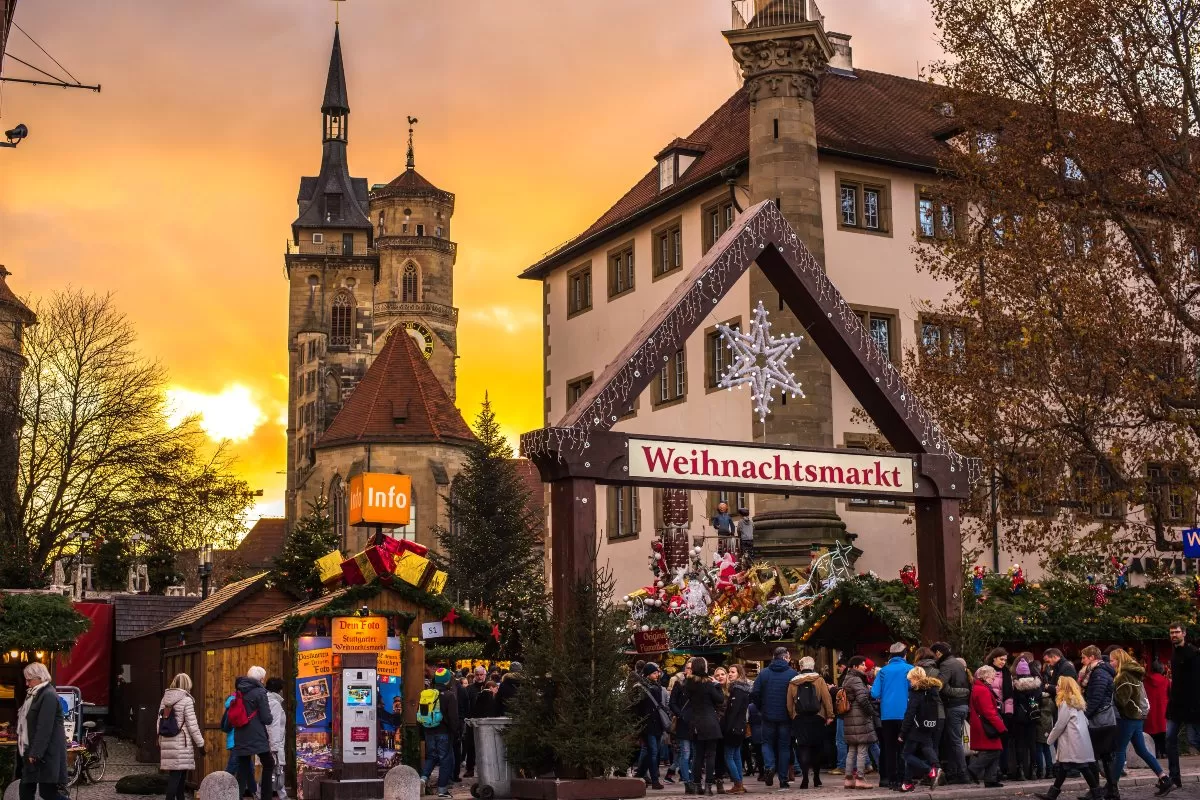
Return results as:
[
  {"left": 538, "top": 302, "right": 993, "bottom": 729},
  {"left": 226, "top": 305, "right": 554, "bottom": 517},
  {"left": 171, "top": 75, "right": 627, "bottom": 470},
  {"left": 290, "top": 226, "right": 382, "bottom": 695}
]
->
[{"left": 1, "top": 124, "right": 28, "bottom": 148}]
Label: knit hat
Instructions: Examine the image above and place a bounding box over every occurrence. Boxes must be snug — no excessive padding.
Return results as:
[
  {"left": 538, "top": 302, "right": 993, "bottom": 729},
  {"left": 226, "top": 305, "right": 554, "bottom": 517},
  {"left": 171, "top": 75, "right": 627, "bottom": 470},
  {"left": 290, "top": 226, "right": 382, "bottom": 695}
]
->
[
  {"left": 798, "top": 656, "right": 815, "bottom": 671},
  {"left": 508, "top": 661, "right": 523, "bottom": 673},
  {"left": 643, "top": 662, "right": 662, "bottom": 678},
  {"left": 864, "top": 658, "right": 876, "bottom": 672},
  {"left": 433, "top": 667, "right": 452, "bottom": 686},
  {"left": 1016, "top": 659, "right": 1031, "bottom": 676},
  {"left": 889, "top": 642, "right": 908, "bottom": 656}
]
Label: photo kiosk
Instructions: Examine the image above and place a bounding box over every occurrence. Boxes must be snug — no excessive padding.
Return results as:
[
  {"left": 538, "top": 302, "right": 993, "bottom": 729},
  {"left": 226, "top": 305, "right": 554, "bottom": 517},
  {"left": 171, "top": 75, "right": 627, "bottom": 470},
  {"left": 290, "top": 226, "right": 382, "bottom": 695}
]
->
[{"left": 341, "top": 669, "right": 377, "bottom": 764}]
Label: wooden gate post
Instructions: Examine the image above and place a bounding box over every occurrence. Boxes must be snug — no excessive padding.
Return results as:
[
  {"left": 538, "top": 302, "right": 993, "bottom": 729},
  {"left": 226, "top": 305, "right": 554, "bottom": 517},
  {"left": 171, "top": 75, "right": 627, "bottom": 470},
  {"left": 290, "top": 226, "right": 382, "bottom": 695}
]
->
[
  {"left": 550, "top": 477, "right": 597, "bottom": 620},
  {"left": 914, "top": 497, "right": 963, "bottom": 644}
]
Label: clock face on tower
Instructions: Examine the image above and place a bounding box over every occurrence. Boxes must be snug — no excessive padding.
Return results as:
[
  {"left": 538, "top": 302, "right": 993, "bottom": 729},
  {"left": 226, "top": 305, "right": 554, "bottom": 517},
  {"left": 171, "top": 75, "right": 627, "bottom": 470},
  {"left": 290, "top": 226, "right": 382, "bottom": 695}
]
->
[{"left": 401, "top": 321, "right": 435, "bottom": 358}]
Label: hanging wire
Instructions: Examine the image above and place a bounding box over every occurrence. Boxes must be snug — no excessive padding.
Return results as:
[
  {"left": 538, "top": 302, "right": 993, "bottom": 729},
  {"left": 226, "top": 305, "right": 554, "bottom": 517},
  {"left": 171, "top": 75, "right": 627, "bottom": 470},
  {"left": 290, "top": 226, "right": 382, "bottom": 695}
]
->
[{"left": 12, "top": 20, "right": 79, "bottom": 85}]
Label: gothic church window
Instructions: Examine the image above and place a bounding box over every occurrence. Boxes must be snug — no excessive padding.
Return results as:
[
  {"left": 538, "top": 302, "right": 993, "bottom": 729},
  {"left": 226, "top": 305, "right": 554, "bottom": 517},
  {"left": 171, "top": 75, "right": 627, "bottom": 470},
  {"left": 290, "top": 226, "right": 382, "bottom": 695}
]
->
[
  {"left": 402, "top": 264, "right": 419, "bottom": 303},
  {"left": 331, "top": 291, "right": 354, "bottom": 347}
]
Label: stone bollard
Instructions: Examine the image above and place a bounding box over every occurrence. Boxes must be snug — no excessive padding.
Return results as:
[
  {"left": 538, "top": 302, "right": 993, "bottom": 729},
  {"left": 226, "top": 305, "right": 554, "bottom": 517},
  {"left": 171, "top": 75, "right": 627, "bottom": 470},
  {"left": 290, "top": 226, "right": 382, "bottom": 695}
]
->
[
  {"left": 199, "top": 769, "right": 240, "bottom": 800},
  {"left": 4, "top": 780, "right": 19, "bottom": 800},
  {"left": 384, "top": 764, "right": 422, "bottom": 800},
  {"left": 1123, "top": 731, "right": 1158, "bottom": 769}
]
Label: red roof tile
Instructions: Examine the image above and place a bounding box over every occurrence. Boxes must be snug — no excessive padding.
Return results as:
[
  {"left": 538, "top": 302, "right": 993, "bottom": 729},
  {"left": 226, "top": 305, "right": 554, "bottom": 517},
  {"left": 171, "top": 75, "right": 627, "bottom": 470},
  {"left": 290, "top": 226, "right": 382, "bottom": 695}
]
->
[
  {"left": 520, "top": 69, "right": 958, "bottom": 279},
  {"left": 236, "top": 517, "right": 286, "bottom": 570},
  {"left": 316, "top": 327, "right": 475, "bottom": 449}
]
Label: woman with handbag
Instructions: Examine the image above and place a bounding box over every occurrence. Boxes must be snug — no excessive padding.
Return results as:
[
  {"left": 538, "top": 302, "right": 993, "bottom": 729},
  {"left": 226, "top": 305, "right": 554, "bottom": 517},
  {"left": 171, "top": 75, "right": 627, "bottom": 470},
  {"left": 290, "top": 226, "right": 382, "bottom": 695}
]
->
[
  {"left": 633, "top": 663, "right": 669, "bottom": 790},
  {"left": 158, "top": 673, "right": 206, "bottom": 800},
  {"left": 1079, "top": 646, "right": 1118, "bottom": 799},
  {"left": 722, "top": 665, "right": 751, "bottom": 794},
  {"left": 16, "top": 663, "right": 68, "bottom": 800},
  {"left": 967, "top": 665, "right": 1007, "bottom": 787}
]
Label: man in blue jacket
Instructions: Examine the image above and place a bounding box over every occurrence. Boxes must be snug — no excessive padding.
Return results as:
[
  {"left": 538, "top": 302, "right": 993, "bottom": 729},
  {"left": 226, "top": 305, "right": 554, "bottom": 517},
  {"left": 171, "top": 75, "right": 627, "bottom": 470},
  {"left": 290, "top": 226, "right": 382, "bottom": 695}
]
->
[
  {"left": 870, "top": 642, "right": 911, "bottom": 790},
  {"left": 749, "top": 647, "right": 797, "bottom": 788}
]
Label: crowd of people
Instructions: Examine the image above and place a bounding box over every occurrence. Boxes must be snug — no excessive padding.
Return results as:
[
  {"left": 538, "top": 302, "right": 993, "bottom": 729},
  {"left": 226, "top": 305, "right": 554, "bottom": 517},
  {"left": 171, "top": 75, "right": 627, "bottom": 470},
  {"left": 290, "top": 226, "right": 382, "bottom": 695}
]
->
[{"left": 628, "top": 622, "right": 1200, "bottom": 797}]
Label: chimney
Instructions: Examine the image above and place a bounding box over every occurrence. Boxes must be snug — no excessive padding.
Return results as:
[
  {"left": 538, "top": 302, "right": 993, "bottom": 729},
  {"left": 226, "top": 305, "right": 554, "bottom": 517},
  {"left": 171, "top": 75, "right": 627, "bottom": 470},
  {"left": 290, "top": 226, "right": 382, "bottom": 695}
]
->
[{"left": 827, "top": 32, "right": 854, "bottom": 75}]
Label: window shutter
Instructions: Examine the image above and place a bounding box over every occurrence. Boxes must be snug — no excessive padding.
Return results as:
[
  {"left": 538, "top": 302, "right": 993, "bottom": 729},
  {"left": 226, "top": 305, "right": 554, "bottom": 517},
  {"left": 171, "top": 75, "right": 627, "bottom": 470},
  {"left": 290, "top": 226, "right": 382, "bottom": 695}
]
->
[
  {"left": 606, "top": 487, "right": 616, "bottom": 538},
  {"left": 633, "top": 489, "right": 642, "bottom": 533}
]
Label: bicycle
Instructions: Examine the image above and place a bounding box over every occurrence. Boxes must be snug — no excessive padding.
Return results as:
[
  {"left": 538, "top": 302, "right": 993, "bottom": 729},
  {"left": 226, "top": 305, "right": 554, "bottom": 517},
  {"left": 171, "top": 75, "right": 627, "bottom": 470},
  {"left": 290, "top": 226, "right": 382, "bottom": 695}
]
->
[{"left": 65, "top": 720, "right": 107, "bottom": 786}]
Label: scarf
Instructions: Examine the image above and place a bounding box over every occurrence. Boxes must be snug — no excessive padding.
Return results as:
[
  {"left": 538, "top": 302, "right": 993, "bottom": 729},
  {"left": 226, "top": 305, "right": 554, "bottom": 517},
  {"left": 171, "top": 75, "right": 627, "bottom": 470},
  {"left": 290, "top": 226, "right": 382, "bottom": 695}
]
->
[{"left": 17, "top": 681, "right": 47, "bottom": 756}]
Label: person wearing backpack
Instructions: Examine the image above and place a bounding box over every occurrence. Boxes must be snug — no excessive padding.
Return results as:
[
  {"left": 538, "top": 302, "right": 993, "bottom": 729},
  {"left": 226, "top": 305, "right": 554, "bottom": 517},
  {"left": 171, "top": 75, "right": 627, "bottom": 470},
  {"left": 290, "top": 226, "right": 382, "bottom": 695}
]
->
[
  {"left": 1010, "top": 654, "right": 1043, "bottom": 782},
  {"left": 786, "top": 656, "right": 832, "bottom": 789},
  {"left": 230, "top": 666, "right": 274, "bottom": 800},
  {"left": 897, "top": 666, "right": 943, "bottom": 792},
  {"left": 158, "top": 673, "right": 205, "bottom": 800},
  {"left": 1109, "top": 649, "right": 1172, "bottom": 796},
  {"left": 419, "top": 667, "right": 460, "bottom": 798}
]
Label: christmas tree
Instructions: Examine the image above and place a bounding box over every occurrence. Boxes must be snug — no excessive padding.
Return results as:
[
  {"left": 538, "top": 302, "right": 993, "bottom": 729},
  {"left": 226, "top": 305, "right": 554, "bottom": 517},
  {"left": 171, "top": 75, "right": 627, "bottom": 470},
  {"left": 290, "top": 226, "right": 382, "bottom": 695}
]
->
[
  {"left": 273, "top": 496, "right": 338, "bottom": 598},
  {"left": 505, "top": 564, "right": 637, "bottom": 779},
  {"left": 433, "top": 394, "right": 545, "bottom": 654}
]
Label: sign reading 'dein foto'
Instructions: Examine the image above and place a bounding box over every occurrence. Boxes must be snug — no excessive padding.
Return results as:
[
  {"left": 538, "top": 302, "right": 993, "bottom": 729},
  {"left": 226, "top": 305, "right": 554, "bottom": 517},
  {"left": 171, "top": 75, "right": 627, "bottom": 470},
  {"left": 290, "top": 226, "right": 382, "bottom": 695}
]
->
[
  {"left": 627, "top": 438, "right": 914, "bottom": 495},
  {"left": 348, "top": 473, "right": 412, "bottom": 526},
  {"left": 331, "top": 616, "right": 388, "bottom": 653}
]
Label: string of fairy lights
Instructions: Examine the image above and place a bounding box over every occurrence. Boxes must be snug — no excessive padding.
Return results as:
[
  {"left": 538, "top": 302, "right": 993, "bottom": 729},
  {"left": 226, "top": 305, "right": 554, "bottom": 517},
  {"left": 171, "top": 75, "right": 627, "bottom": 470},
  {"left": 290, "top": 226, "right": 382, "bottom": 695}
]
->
[{"left": 520, "top": 200, "right": 981, "bottom": 485}]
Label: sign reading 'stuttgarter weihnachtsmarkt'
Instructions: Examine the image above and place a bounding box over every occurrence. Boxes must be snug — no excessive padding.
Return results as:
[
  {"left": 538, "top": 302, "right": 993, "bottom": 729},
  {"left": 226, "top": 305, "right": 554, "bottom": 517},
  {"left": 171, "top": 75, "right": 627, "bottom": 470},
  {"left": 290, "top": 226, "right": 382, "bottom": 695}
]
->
[{"left": 627, "top": 437, "right": 914, "bottom": 495}]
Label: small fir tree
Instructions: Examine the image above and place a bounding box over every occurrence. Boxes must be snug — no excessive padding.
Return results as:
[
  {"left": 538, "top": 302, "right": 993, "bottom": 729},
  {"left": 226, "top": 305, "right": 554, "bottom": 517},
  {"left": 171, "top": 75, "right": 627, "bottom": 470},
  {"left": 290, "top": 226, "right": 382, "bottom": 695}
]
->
[
  {"left": 505, "top": 564, "right": 637, "bottom": 779},
  {"left": 273, "top": 496, "right": 338, "bottom": 598},
  {"left": 434, "top": 394, "right": 546, "bottom": 654}
]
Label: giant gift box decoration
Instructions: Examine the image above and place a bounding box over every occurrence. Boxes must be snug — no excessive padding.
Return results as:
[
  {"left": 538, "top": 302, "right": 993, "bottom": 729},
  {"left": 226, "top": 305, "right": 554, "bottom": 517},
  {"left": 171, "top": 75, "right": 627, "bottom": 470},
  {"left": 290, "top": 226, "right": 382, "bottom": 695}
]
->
[{"left": 338, "top": 536, "right": 432, "bottom": 587}]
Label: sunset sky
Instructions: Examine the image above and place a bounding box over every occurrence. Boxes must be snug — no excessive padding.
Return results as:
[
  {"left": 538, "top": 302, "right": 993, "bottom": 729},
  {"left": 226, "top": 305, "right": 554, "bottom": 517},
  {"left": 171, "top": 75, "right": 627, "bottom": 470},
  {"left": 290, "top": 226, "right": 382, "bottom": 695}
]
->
[{"left": 0, "top": 0, "right": 940, "bottom": 526}]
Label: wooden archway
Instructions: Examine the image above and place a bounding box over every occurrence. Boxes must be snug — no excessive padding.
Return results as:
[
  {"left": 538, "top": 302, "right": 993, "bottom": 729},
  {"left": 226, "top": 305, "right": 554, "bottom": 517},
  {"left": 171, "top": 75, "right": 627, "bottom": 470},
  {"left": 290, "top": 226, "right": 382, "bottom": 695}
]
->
[{"left": 521, "top": 200, "right": 978, "bottom": 643}]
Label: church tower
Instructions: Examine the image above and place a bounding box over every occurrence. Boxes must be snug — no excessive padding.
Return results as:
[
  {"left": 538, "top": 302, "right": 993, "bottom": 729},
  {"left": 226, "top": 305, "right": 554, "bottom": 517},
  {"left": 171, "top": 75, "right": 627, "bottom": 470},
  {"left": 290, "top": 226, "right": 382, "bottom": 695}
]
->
[
  {"left": 284, "top": 24, "right": 379, "bottom": 522},
  {"left": 369, "top": 122, "right": 459, "bottom": 400},
  {"left": 725, "top": 0, "right": 846, "bottom": 562}
]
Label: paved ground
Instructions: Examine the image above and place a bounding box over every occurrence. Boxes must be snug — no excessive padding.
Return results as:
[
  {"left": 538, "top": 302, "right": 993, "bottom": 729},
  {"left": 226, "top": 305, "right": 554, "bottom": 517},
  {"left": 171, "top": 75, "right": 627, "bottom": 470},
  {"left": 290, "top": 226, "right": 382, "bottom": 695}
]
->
[{"left": 47, "top": 738, "right": 1200, "bottom": 800}]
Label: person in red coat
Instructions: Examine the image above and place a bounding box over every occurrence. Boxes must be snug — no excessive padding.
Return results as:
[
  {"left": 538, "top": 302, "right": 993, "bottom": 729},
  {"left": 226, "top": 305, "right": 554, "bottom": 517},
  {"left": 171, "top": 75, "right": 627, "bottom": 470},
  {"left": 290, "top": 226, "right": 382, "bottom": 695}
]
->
[
  {"left": 1144, "top": 660, "right": 1171, "bottom": 758},
  {"left": 968, "top": 665, "right": 1008, "bottom": 788}
]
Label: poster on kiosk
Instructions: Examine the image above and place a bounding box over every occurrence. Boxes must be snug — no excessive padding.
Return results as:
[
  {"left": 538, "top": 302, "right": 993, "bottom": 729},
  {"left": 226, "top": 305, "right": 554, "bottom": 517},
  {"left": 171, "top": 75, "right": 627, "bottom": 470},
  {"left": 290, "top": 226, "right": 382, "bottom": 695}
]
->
[{"left": 341, "top": 669, "right": 377, "bottom": 764}]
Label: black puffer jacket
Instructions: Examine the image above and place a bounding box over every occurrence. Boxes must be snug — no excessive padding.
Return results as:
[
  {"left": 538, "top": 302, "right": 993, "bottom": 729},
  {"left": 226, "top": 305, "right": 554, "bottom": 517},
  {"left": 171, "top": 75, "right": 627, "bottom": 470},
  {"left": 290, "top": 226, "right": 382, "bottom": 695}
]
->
[
  {"left": 723, "top": 679, "right": 751, "bottom": 744},
  {"left": 915, "top": 658, "right": 945, "bottom": 721},
  {"left": 1084, "top": 661, "right": 1116, "bottom": 720},
  {"left": 936, "top": 654, "right": 971, "bottom": 709},
  {"left": 670, "top": 679, "right": 693, "bottom": 742},
  {"left": 232, "top": 676, "right": 273, "bottom": 756},
  {"left": 686, "top": 677, "right": 726, "bottom": 741},
  {"left": 899, "top": 676, "right": 943, "bottom": 745}
]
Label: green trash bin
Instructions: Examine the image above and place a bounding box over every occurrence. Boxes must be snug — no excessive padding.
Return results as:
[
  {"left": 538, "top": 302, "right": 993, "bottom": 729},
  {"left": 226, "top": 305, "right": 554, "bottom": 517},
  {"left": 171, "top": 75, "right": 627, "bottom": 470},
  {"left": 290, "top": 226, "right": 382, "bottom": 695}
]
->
[{"left": 468, "top": 717, "right": 512, "bottom": 800}]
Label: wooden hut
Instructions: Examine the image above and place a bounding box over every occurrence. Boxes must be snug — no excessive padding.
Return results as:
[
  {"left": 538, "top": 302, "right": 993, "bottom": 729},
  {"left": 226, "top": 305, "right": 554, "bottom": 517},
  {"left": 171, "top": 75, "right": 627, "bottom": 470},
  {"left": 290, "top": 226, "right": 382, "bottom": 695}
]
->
[{"left": 189, "top": 580, "right": 488, "bottom": 787}]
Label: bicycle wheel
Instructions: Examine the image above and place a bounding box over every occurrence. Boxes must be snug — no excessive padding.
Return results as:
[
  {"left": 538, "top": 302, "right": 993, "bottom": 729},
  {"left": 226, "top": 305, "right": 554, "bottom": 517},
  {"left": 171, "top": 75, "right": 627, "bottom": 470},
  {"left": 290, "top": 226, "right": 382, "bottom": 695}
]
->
[
  {"left": 65, "top": 749, "right": 84, "bottom": 787},
  {"left": 84, "top": 738, "right": 107, "bottom": 783}
]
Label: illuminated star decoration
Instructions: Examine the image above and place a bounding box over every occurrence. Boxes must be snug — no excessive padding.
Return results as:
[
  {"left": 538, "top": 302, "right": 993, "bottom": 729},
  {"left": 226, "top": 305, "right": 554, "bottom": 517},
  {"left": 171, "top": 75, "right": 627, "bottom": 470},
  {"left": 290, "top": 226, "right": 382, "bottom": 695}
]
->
[
  {"left": 717, "top": 300, "right": 805, "bottom": 422},
  {"left": 491, "top": 624, "right": 501, "bottom": 643},
  {"left": 443, "top": 608, "right": 459, "bottom": 625}
]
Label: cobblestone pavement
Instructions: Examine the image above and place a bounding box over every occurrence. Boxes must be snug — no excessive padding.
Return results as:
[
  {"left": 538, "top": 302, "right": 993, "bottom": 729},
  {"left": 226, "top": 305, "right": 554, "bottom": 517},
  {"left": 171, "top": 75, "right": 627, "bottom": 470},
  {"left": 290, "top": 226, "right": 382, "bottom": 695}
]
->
[{"left": 48, "top": 738, "right": 1200, "bottom": 800}]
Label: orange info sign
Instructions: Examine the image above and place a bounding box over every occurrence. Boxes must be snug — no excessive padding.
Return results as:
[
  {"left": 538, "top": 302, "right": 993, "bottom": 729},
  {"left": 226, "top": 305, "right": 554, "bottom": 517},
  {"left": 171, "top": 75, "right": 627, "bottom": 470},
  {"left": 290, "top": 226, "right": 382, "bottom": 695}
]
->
[
  {"left": 332, "top": 616, "right": 388, "bottom": 653},
  {"left": 348, "top": 473, "right": 412, "bottom": 527}
]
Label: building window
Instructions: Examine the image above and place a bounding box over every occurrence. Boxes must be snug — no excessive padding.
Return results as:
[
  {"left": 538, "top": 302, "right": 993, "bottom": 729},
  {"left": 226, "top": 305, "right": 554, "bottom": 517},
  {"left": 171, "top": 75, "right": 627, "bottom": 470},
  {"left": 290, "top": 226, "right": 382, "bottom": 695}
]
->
[
  {"left": 566, "top": 374, "right": 594, "bottom": 412},
  {"left": 917, "top": 189, "right": 955, "bottom": 239},
  {"left": 920, "top": 317, "right": 966, "bottom": 370},
  {"left": 402, "top": 263, "right": 419, "bottom": 302},
  {"left": 836, "top": 173, "right": 891, "bottom": 235},
  {"left": 658, "top": 157, "right": 676, "bottom": 191},
  {"left": 607, "top": 486, "right": 640, "bottom": 539},
  {"left": 330, "top": 291, "right": 354, "bottom": 347},
  {"left": 703, "top": 198, "right": 736, "bottom": 253},
  {"left": 1147, "top": 463, "right": 1194, "bottom": 526},
  {"left": 705, "top": 319, "right": 740, "bottom": 389},
  {"left": 416, "top": 224, "right": 425, "bottom": 237},
  {"left": 1071, "top": 459, "right": 1121, "bottom": 519},
  {"left": 567, "top": 263, "right": 592, "bottom": 316},
  {"left": 852, "top": 309, "right": 897, "bottom": 363},
  {"left": 656, "top": 348, "right": 686, "bottom": 406},
  {"left": 844, "top": 434, "right": 904, "bottom": 509},
  {"left": 653, "top": 219, "right": 683, "bottom": 279},
  {"left": 608, "top": 242, "right": 635, "bottom": 299},
  {"left": 435, "top": 225, "right": 443, "bottom": 238},
  {"left": 312, "top": 233, "right": 324, "bottom": 244},
  {"left": 1005, "top": 455, "right": 1048, "bottom": 516},
  {"left": 707, "top": 490, "right": 749, "bottom": 517},
  {"left": 323, "top": 193, "right": 342, "bottom": 221}
]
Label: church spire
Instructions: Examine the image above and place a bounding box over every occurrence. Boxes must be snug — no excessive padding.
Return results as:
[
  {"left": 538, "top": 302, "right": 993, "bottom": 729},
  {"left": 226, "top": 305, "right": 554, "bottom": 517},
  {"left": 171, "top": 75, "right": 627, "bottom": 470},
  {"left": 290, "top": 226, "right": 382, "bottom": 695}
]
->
[
  {"left": 406, "top": 116, "right": 418, "bottom": 171},
  {"left": 322, "top": 25, "right": 349, "bottom": 143}
]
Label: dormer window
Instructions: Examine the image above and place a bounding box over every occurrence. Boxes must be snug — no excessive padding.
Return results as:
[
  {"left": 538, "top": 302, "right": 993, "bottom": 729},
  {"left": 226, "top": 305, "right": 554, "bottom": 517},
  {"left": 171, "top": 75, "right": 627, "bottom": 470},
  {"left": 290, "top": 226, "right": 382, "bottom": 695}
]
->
[
  {"left": 655, "top": 139, "right": 708, "bottom": 192},
  {"left": 324, "top": 193, "right": 342, "bottom": 221}
]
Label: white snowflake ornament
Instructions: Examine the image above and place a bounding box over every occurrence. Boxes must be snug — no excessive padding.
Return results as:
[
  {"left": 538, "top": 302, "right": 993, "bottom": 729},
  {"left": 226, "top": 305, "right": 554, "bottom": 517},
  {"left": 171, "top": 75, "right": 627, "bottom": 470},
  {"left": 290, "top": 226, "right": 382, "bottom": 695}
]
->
[{"left": 717, "top": 301, "right": 806, "bottom": 422}]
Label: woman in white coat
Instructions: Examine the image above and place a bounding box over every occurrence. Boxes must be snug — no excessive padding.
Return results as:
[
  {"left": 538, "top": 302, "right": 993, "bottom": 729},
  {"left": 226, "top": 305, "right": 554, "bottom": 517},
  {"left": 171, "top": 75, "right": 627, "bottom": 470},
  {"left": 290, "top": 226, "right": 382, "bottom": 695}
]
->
[
  {"left": 265, "top": 677, "right": 287, "bottom": 800},
  {"left": 158, "top": 673, "right": 205, "bottom": 800},
  {"left": 1037, "top": 676, "right": 1100, "bottom": 800}
]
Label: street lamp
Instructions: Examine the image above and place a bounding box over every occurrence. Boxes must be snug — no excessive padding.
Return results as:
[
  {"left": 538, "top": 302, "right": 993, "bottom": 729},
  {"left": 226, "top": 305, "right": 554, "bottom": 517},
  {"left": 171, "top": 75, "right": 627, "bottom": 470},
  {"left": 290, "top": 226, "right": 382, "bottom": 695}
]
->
[
  {"left": 198, "top": 544, "right": 214, "bottom": 599},
  {"left": 0, "top": 124, "right": 28, "bottom": 148}
]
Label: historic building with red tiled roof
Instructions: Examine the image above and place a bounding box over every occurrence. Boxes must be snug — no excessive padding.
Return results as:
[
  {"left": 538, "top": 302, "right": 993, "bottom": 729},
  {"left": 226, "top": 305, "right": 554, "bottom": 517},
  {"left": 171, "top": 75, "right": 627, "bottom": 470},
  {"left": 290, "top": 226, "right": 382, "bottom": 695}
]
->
[{"left": 520, "top": 3, "right": 967, "bottom": 597}]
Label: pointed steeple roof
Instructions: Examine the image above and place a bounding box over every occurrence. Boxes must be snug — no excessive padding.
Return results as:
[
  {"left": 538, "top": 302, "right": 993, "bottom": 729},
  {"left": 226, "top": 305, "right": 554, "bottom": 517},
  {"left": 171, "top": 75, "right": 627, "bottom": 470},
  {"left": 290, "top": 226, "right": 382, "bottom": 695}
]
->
[
  {"left": 322, "top": 25, "right": 349, "bottom": 114},
  {"left": 0, "top": 267, "right": 36, "bottom": 325},
  {"left": 316, "top": 328, "right": 474, "bottom": 449}
]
